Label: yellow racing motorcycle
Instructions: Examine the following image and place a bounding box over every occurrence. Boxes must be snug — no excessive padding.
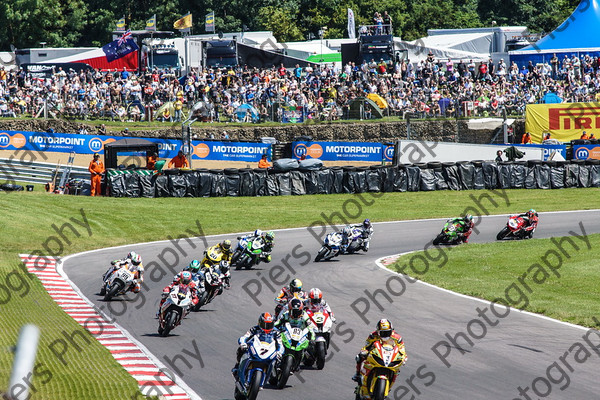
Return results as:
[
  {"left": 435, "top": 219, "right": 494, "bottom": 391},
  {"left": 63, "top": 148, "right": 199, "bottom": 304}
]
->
[{"left": 355, "top": 340, "right": 406, "bottom": 400}]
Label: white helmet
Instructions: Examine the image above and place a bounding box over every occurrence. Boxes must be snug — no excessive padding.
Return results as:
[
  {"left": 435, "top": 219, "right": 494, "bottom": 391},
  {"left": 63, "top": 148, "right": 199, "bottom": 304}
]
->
[{"left": 254, "top": 229, "right": 263, "bottom": 237}]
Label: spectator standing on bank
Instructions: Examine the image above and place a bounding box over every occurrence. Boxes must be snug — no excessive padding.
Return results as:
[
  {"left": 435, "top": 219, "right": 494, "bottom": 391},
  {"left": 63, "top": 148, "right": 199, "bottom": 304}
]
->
[{"left": 88, "top": 153, "right": 104, "bottom": 196}]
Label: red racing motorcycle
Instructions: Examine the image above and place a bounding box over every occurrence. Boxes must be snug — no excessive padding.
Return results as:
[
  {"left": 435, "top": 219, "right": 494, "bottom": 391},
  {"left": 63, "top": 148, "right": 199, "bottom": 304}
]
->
[{"left": 496, "top": 215, "right": 534, "bottom": 240}]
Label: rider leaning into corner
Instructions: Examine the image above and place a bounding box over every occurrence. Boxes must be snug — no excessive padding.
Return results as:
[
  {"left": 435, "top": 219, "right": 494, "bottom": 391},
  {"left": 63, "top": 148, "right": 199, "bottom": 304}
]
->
[
  {"left": 274, "top": 278, "right": 307, "bottom": 318},
  {"left": 447, "top": 214, "right": 475, "bottom": 243},
  {"left": 232, "top": 312, "right": 284, "bottom": 377},
  {"left": 202, "top": 239, "right": 234, "bottom": 267},
  {"left": 517, "top": 209, "right": 539, "bottom": 238},
  {"left": 100, "top": 251, "right": 144, "bottom": 294},
  {"left": 238, "top": 229, "right": 276, "bottom": 263},
  {"left": 352, "top": 318, "right": 407, "bottom": 384},
  {"left": 341, "top": 219, "right": 374, "bottom": 252}
]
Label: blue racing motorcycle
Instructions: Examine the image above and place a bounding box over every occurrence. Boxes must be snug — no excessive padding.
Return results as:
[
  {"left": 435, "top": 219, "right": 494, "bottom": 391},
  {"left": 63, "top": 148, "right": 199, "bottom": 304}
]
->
[{"left": 234, "top": 334, "right": 279, "bottom": 400}]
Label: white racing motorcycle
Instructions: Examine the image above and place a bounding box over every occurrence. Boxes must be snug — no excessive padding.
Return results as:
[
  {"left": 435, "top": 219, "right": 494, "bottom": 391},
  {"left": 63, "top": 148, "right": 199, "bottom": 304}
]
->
[
  {"left": 314, "top": 232, "right": 343, "bottom": 262},
  {"left": 304, "top": 307, "right": 334, "bottom": 370},
  {"left": 102, "top": 266, "right": 136, "bottom": 301},
  {"left": 158, "top": 285, "right": 192, "bottom": 337}
]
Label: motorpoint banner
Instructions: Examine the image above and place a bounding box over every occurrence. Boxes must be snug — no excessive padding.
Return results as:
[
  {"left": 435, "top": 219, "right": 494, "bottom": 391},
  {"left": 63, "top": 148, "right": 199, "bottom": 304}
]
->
[
  {"left": 0, "top": 130, "right": 270, "bottom": 162},
  {"left": 525, "top": 102, "right": 600, "bottom": 143},
  {"left": 292, "top": 141, "right": 392, "bottom": 162}
]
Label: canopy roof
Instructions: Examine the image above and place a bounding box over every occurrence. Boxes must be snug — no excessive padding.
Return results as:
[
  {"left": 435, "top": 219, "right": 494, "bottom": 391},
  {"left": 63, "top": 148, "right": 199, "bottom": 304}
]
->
[{"left": 512, "top": 0, "right": 600, "bottom": 54}]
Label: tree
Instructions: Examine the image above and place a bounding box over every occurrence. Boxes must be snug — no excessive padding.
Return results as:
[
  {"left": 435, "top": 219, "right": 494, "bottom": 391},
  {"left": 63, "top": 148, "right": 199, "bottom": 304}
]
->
[{"left": 257, "top": 6, "right": 304, "bottom": 41}]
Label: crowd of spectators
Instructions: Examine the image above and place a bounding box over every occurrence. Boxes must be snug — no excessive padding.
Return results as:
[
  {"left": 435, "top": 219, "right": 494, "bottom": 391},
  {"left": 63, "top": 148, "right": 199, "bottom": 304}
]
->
[{"left": 1, "top": 51, "right": 600, "bottom": 123}]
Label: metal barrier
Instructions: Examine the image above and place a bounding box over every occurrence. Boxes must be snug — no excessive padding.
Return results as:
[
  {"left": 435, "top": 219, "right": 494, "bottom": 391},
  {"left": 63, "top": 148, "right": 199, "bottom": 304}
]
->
[{"left": 0, "top": 158, "right": 89, "bottom": 185}]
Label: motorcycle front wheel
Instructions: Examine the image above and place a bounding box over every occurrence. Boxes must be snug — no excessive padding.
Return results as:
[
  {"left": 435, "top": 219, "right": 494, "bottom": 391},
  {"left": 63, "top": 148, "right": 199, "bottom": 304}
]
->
[
  {"left": 496, "top": 227, "right": 510, "bottom": 240},
  {"left": 231, "top": 250, "right": 242, "bottom": 269},
  {"left": 248, "top": 369, "right": 263, "bottom": 400},
  {"left": 315, "top": 247, "right": 328, "bottom": 262},
  {"left": 104, "top": 281, "right": 124, "bottom": 302},
  {"left": 373, "top": 378, "right": 387, "bottom": 400},
  {"left": 432, "top": 233, "right": 445, "bottom": 245},
  {"left": 315, "top": 341, "right": 326, "bottom": 370},
  {"left": 277, "top": 355, "right": 293, "bottom": 389}
]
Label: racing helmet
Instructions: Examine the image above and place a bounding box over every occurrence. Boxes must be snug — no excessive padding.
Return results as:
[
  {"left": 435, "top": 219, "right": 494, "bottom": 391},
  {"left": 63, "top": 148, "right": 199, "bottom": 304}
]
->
[
  {"left": 289, "top": 278, "right": 303, "bottom": 293},
  {"left": 363, "top": 219, "right": 371, "bottom": 229},
  {"left": 179, "top": 271, "right": 192, "bottom": 285},
  {"left": 308, "top": 288, "right": 322, "bottom": 305},
  {"left": 130, "top": 253, "right": 142, "bottom": 266},
  {"left": 343, "top": 226, "right": 353, "bottom": 236},
  {"left": 377, "top": 318, "right": 393, "bottom": 338},
  {"left": 289, "top": 298, "right": 304, "bottom": 319},
  {"left": 188, "top": 260, "right": 201, "bottom": 273},
  {"left": 463, "top": 214, "right": 473, "bottom": 224},
  {"left": 258, "top": 312, "right": 274, "bottom": 333},
  {"left": 220, "top": 239, "right": 232, "bottom": 251},
  {"left": 265, "top": 231, "right": 275, "bottom": 241},
  {"left": 254, "top": 229, "right": 263, "bottom": 237},
  {"left": 219, "top": 260, "right": 230, "bottom": 274},
  {"left": 527, "top": 209, "right": 536, "bottom": 218},
  {"left": 127, "top": 251, "right": 138, "bottom": 260}
]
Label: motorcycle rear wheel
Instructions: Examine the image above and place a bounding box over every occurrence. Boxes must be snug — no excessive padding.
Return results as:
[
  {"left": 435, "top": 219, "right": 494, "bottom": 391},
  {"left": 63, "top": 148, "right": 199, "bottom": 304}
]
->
[
  {"left": 248, "top": 369, "right": 263, "bottom": 400},
  {"left": 496, "top": 227, "right": 510, "bottom": 241},
  {"left": 104, "top": 281, "right": 123, "bottom": 302},
  {"left": 373, "top": 378, "right": 387, "bottom": 400}
]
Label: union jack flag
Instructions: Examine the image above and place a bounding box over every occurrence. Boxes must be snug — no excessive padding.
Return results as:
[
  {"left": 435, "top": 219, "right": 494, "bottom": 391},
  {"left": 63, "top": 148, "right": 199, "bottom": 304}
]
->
[{"left": 118, "top": 29, "right": 132, "bottom": 47}]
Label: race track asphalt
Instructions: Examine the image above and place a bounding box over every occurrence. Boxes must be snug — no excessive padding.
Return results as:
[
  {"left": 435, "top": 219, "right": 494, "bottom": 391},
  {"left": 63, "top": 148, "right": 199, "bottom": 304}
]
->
[{"left": 63, "top": 210, "right": 600, "bottom": 400}]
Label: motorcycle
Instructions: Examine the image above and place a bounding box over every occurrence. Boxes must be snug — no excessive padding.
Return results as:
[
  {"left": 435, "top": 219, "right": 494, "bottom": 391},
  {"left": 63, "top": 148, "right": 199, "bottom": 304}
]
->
[
  {"left": 304, "top": 307, "right": 333, "bottom": 370},
  {"left": 314, "top": 232, "right": 343, "bottom": 262},
  {"left": 355, "top": 341, "right": 405, "bottom": 400},
  {"left": 233, "top": 335, "right": 279, "bottom": 400},
  {"left": 432, "top": 220, "right": 466, "bottom": 245},
  {"left": 202, "top": 245, "right": 226, "bottom": 269},
  {"left": 270, "top": 322, "right": 311, "bottom": 389},
  {"left": 344, "top": 227, "right": 366, "bottom": 254},
  {"left": 232, "top": 236, "right": 267, "bottom": 270},
  {"left": 196, "top": 269, "right": 223, "bottom": 309},
  {"left": 158, "top": 285, "right": 192, "bottom": 337},
  {"left": 497, "top": 215, "right": 533, "bottom": 240},
  {"left": 102, "top": 266, "right": 136, "bottom": 301}
]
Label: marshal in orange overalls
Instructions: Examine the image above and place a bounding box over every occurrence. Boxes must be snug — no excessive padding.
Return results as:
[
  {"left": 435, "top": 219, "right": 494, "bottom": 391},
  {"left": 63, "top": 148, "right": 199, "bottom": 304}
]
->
[{"left": 88, "top": 154, "right": 105, "bottom": 196}]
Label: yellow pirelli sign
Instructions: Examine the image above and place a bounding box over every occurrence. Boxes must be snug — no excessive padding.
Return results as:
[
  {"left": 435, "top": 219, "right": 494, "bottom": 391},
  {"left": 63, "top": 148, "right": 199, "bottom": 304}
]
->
[{"left": 525, "top": 102, "right": 600, "bottom": 142}]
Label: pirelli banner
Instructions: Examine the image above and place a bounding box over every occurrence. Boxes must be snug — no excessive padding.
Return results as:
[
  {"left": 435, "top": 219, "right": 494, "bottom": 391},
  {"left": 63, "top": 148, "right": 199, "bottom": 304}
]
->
[{"left": 526, "top": 102, "right": 600, "bottom": 143}]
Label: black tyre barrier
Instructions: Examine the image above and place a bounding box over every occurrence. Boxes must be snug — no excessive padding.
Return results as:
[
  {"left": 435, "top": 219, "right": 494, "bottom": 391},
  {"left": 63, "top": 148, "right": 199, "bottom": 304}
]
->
[{"left": 107, "top": 160, "right": 597, "bottom": 197}]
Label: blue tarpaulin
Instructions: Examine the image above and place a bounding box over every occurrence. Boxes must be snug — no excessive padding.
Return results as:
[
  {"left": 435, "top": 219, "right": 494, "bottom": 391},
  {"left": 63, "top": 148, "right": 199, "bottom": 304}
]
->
[{"left": 510, "top": 0, "right": 600, "bottom": 65}]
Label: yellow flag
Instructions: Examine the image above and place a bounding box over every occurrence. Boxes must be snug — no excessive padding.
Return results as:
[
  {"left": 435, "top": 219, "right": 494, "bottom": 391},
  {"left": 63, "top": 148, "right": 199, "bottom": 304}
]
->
[
  {"left": 173, "top": 13, "right": 192, "bottom": 30},
  {"left": 146, "top": 14, "right": 156, "bottom": 31},
  {"left": 115, "top": 16, "right": 126, "bottom": 32}
]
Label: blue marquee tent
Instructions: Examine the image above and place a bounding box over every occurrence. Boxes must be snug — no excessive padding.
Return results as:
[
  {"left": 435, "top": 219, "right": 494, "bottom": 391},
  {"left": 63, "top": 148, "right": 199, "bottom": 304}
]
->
[{"left": 510, "top": 0, "right": 600, "bottom": 65}]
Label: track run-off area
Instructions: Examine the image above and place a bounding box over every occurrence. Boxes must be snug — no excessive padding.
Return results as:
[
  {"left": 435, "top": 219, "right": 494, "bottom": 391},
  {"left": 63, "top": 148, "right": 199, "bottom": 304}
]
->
[{"left": 59, "top": 210, "right": 600, "bottom": 400}]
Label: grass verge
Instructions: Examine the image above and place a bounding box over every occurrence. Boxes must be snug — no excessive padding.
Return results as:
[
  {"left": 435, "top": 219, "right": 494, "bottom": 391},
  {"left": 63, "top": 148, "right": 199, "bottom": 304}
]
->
[
  {"left": 1, "top": 187, "right": 599, "bottom": 398},
  {"left": 389, "top": 234, "right": 600, "bottom": 328}
]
